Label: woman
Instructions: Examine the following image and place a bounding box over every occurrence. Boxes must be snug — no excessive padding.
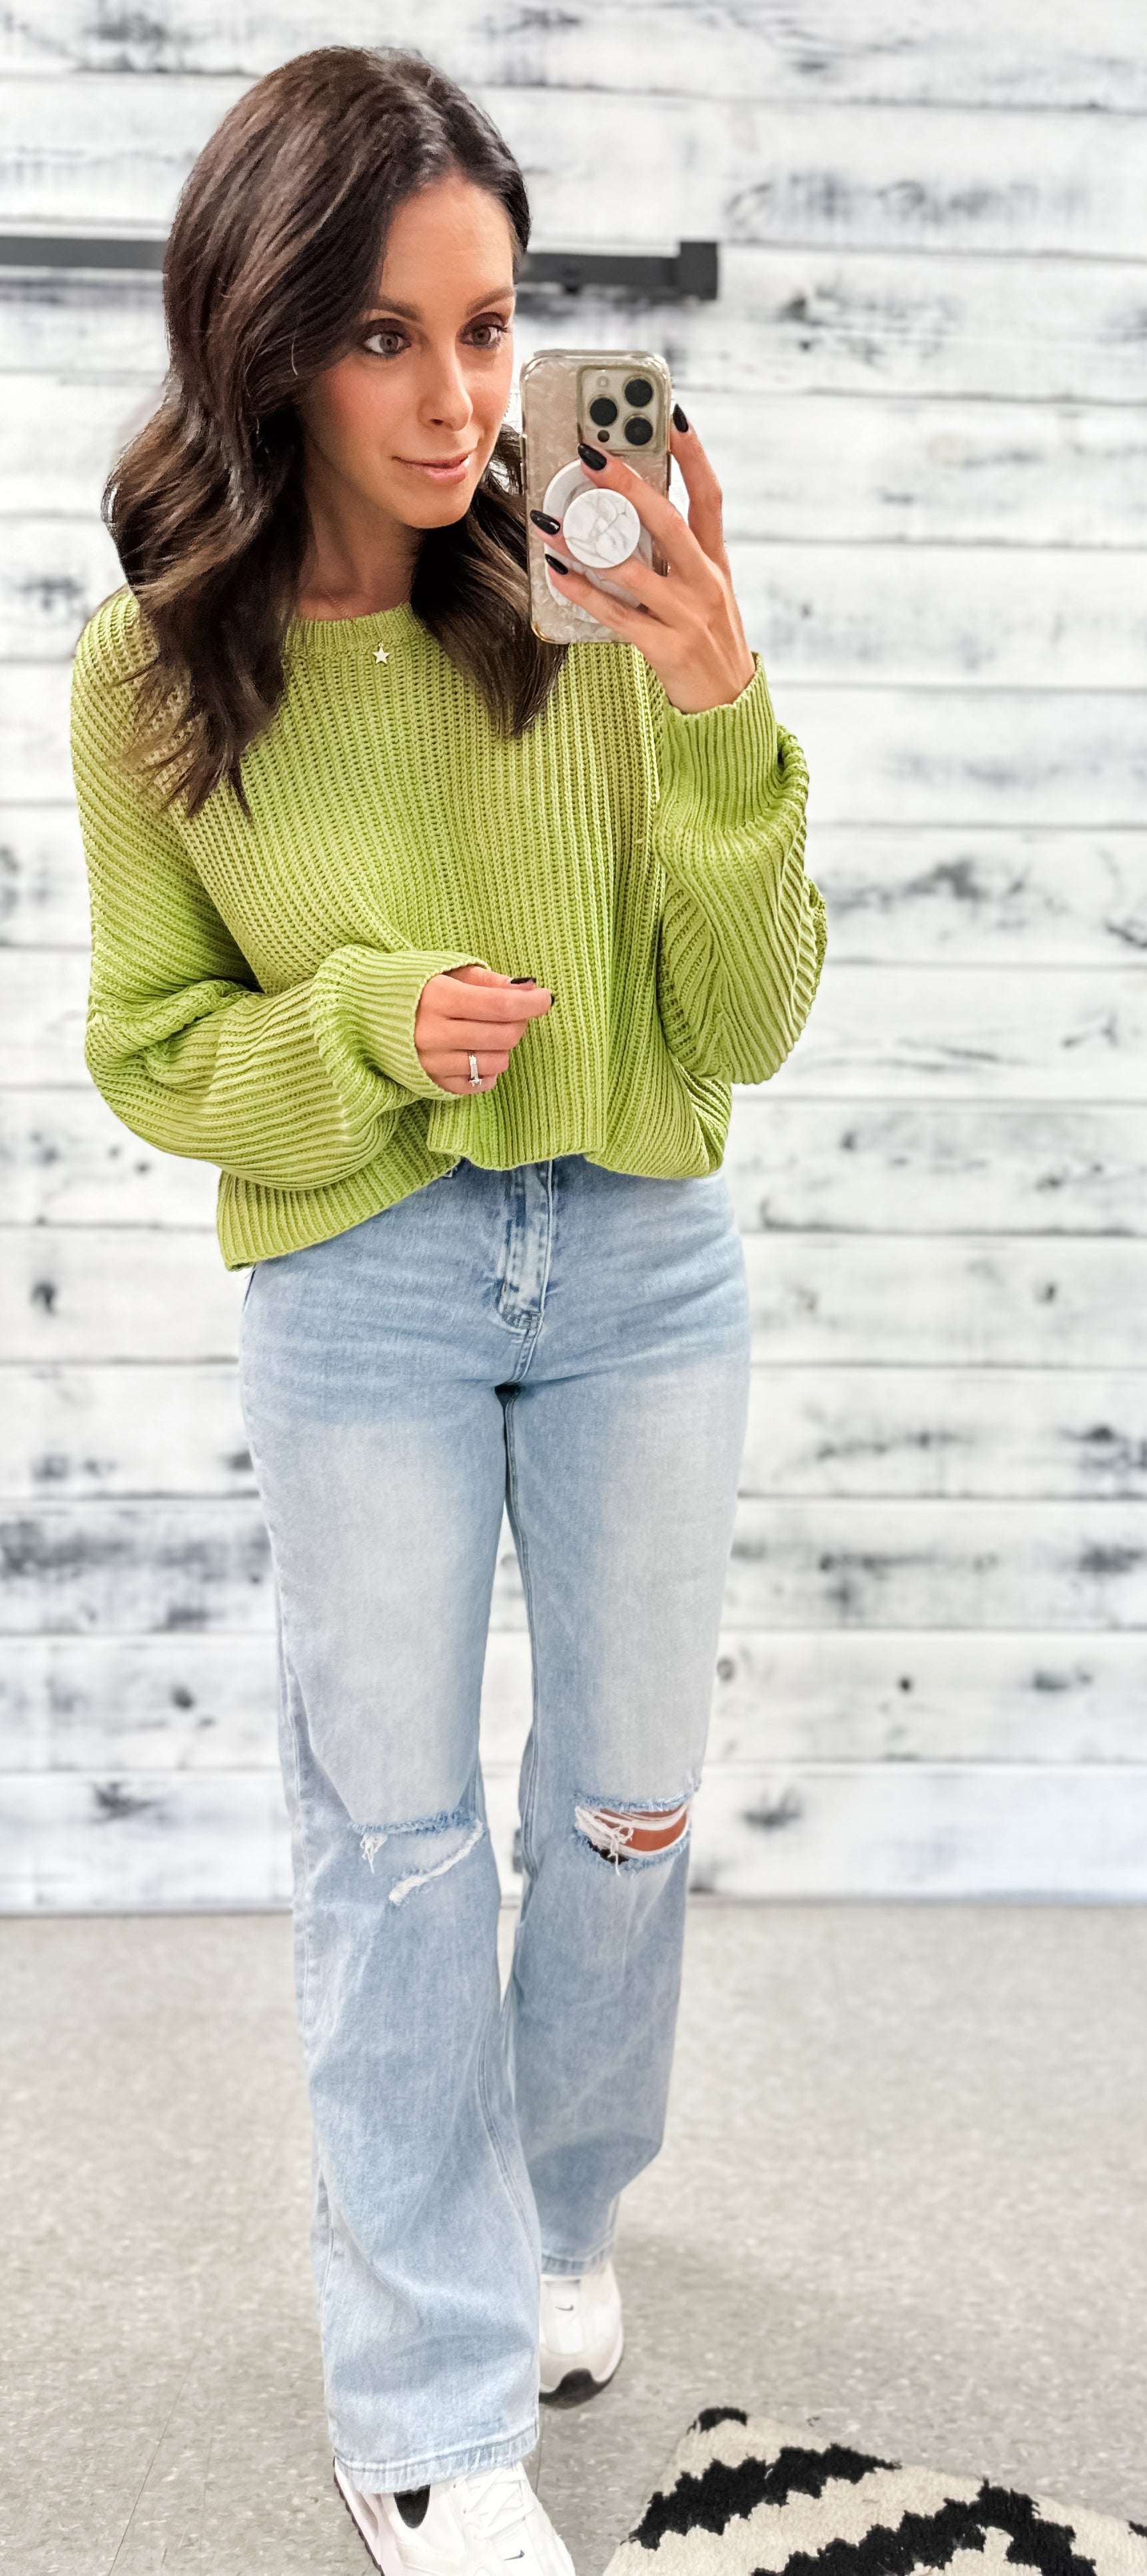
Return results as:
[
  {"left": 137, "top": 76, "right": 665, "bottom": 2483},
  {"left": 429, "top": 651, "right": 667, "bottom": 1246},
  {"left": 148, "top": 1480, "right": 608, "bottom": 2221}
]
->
[{"left": 71, "top": 46, "right": 824, "bottom": 2576}]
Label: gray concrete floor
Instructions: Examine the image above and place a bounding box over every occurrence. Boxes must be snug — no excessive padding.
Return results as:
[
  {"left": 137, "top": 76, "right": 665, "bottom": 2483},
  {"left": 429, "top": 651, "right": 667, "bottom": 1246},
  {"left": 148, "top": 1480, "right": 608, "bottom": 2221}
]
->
[{"left": 3, "top": 1907, "right": 1146, "bottom": 2576}]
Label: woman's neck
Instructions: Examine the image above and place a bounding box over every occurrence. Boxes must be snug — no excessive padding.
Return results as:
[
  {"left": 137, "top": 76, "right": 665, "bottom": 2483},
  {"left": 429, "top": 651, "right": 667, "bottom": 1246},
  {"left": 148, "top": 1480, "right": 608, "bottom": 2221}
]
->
[{"left": 296, "top": 449, "right": 420, "bottom": 620}]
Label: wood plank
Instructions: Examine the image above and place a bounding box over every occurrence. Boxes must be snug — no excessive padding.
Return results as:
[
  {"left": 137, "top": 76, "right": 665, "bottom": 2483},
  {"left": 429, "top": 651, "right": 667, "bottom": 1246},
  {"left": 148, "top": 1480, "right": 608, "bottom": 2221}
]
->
[
  {"left": 5, "top": 1224, "right": 1146, "bottom": 1366},
  {"left": 7, "top": 1360, "right": 1147, "bottom": 1507},
  {"left": 742, "top": 1369, "right": 1147, "bottom": 1500},
  {"left": 805, "top": 827, "right": 1147, "bottom": 965},
  {"left": 13, "top": 947, "right": 1147, "bottom": 1104},
  {"left": 7, "top": 2, "right": 1147, "bottom": 112},
  {"left": 775, "top": 961, "right": 1147, "bottom": 1102},
  {"left": 726, "top": 1499, "right": 1147, "bottom": 1628},
  {"left": 0, "top": 1363, "right": 253, "bottom": 1500},
  {"left": 8, "top": 1624, "right": 1147, "bottom": 1773},
  {"left": 705, "top": 1630, "right": 1147, "bottom": 1764},
  {"left": 0, "top": 1228, "right": 241, "bottom": 1362},
  {"left": 3, "top": 84, "right": 1146, "bottom": 262},
  {"left": 688, "top": 1761, "right": 1147, "bottom": 1899},
  {"left": 5, "top": 1494, "right": 1147, "bottom": 1634},
  {"left": 743, "top": 1234, "right": 1147, "bottom": 1367},
  {"left": 0, "top": 1090, "right": 224, "bottom": 1224},
  {"left": 9, "top": 667, "right": 1147, "bottom": 824},
  {"left": 725, "top": 1097, "right": 1147, "bottom": 1237},
  {"left": 4, "top": 1, "right": 1144, "bottom": 110},
  {"left": 5, "top": 248, "right": 1147, "bottom": 406},
  {"left": 11, "top": 508, "right": 1147, "bottom": 687},
  {"left": 8, "top": 818, "right": 1145, "bottom": 965},
  {"left": 0, "top": 804, "right": 89, "bottom": 945},
  {"left": 11, "top": 386, "right": 1147, "bottom": 552},
  {"left": 4, "top": 1757, "right": 1146, "bottom": 1911}
]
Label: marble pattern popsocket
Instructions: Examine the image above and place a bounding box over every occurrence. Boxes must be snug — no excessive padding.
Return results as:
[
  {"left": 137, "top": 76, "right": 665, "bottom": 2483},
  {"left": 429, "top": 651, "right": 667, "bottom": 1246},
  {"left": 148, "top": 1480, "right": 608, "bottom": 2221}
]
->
[{"left": 562, "top": 486, "right": 642, "bottom": 571}]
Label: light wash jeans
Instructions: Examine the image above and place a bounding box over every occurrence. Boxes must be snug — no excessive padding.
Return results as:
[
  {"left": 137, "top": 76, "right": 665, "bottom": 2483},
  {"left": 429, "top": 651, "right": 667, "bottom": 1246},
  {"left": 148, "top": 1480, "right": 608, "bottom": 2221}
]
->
[{"left": 239, "top": 1155, "right": 749, "bottom": 2490}]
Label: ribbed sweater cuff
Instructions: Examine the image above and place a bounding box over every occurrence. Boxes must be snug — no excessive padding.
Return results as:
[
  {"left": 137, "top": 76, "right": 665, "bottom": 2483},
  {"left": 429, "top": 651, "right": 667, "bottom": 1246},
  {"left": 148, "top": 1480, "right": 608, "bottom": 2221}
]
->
[
  {"left": 311, "top": 945, "right": 486, "bottom": 1105},
  {"left": 657, "top": 655, "right": 778, "bottom": 830}
]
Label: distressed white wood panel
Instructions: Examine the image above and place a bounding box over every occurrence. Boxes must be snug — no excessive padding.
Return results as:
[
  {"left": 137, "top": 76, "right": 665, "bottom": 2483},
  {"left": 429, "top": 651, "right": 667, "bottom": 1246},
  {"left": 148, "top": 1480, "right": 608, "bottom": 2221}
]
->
[
  {"left": 5, "top": 1757, "right": 1146, "bottom": 1909},
  {"left": 19, "top": 1085, "right": 1147, "bottom": 1235},
  {"left": 1, "top": 945, "right": 95, "bottom": 1080},
  {"left": 5, "top": 1224, "right": 1146, "bottom": 1366},
  {"left": 0, "top": 1767, "right": 293, "bottom": 1909},
  {"left": 9, "top": 819, "right": 1144, "bottom": 965},
  {"left": 0, "top": 1090, "right": 230, "bottom": 1224},
  {"left": 808, "top": 827, "right": 1147, "bottom": 965},
  {"left": 7, "top": 1359, "right": 1147, "bottom": 1506},
  {"left": 9, "top": 665, "right": 1147, "bottom": 825},
  {"left": 0, "top": 804, "right": 89, "bottom": 945},
  {"left": 780, "top": 687, "right": 1147, "bottom": 827},
  {"left": 9, "top": 1625, "right": 1147, "bottom": 1773},
  {"left": 688, "top": 1762, "right": 1147, "bottom": 1899},
  {"left": 10, "top": 513, "right": 1147, "bottom": 691},
  {"left": 5, "top": 250, "right": 1147, "bottom": 406},
  {"left": 11, "top": 384, "right": 1147, "bottom": 551},
  {"left": 742, "top": 1234, "right": 1147, "bottom": 1368},
  {"left": 5, "top": 1496, "right": 1147, "bottom": 1633},
  {"left": 726, "top": 1098, "right": 1147, "bottom": 1238},
  {"left": 0, "top": 1627, "right": 525, "bottom": 1771},
  {"left": 779, "top": 961, "right": 1147, "bottom": 1102},
  {"left": 742, "top": 1369, "right": 1147, "bottom": 1500},
  {"left": 0, "top": 1632, "right": 278, "bottom": 1769},
  {"left": 725, "top": 1500, "right": 1147, "bottom": 1629},
  {"left": 706, "top": 1630, "right": 1147, "bottom": 1765},
  {"left": 5, "top": 1, "right": 1145, "bottom": 110},
  {"left": 4, "top": 85, "right": 1147, "bottom": 262},
  {"left": 0, "top": 1227, "right": 240, "bottom": 1362},
  {"left": 0, "top": 1363, "right": 252, "bottom": 1500}
]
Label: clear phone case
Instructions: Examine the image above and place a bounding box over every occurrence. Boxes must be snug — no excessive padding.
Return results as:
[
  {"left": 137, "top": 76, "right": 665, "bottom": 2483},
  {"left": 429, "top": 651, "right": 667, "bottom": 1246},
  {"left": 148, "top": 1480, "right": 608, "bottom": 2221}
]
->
[{"left": 520, "top": 347, "right": 672, "bottom": 644}]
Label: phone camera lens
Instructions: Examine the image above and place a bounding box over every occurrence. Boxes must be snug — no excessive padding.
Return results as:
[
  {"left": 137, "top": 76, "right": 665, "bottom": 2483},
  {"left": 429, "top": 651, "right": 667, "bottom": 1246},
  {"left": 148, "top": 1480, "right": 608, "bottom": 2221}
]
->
[
  {"left": 624, "top": 415, "right": 653, "bottom": 446},
  {"left": 588, "top": 396, "right": 617, "bottom": 426},
  {"left": 623, "top": 376, "right": 653, "bottom": 407}
]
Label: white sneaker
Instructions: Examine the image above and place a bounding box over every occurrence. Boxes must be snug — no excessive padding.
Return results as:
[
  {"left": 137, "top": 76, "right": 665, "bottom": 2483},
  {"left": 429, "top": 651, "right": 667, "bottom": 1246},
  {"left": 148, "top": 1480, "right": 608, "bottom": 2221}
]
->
[
  {"left": 334, "top": 2457, "right": 574, "bottom": 2576},
  {"left": 539, "top": 2260, "right": 623, "bottom": 2401}
]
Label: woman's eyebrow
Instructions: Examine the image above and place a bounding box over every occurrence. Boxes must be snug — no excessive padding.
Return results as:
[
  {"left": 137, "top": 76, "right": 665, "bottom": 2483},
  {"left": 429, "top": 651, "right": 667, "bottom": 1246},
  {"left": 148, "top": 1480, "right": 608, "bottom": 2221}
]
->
[{"left": 364, "top": 284, "right": 516, "bottom": 322}]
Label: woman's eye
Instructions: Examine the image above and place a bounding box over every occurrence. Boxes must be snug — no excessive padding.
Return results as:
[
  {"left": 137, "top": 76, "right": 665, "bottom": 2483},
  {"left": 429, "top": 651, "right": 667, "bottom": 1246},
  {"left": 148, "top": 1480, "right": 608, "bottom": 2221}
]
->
[
  {"left": 362, "top": 327, "right": 407, "bottom": 358},
  {"left": 467, "top": 320, "right": 510, "bottom": 348}
]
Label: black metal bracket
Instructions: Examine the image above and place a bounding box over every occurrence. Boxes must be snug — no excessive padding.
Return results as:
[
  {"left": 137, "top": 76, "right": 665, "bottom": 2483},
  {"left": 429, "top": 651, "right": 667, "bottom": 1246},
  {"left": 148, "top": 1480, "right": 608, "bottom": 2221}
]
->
[{"left": 0, "top": 233, "right": 719, "bottom": 300}]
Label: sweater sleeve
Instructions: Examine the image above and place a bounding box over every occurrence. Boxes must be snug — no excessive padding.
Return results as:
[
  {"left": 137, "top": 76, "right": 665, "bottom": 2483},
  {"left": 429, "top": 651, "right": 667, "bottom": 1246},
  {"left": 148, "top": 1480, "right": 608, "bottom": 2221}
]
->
[
  {"left": 71, "top": 607, "right": 480, "bottom": 1189},
  {"left": 649, "top": 655, "right": 826, "bottom": 1086}
]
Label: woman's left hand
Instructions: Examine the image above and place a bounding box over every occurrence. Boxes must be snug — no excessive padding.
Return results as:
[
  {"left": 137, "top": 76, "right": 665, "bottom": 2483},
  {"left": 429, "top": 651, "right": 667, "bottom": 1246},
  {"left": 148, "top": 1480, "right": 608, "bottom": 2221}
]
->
[{"left": 545, "top": 415, "right": 756, "bottom": 714}]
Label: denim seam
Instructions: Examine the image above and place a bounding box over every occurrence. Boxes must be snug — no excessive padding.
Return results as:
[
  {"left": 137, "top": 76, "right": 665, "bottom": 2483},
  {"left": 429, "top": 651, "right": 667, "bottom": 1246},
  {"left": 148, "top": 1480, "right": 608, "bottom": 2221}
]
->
[
  {"left": 541, "top": 2235, "right": 617, "bottom": 2278},
  {"left": 475, "top": 1999, "right": 543, "bottom": 2269},
  {"left": 335, "top": 2420, "right": 540, "bottom": 2491},
  {"left": 504, "top": 1396, "right": 540, "bottom": 1881}
]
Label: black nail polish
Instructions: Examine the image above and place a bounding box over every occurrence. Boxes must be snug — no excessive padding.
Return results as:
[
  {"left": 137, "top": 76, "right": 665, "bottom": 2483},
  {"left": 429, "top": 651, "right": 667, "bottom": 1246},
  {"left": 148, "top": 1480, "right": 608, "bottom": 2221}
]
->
[
  {"left": 530, "top": 510, "right": 562, "bottom": 535},
  {"left": 672, "top": 403, "right": 689, "bottom": 434},
  {"left": 510, "top": 976, "right": 536, "bottom": 986},
  {"left": 545, "top": 552, "right": 569, "bottom": 574},
  {"left": 577, "top": 443, "right": 607, "bottom": 472}
]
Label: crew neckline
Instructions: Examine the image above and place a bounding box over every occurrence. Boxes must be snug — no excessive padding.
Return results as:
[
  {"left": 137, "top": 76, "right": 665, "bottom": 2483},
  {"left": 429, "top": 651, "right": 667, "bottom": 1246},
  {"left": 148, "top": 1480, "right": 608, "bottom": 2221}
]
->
[{"left": 286, "top": 602, "right": 419, "bottom": 659}]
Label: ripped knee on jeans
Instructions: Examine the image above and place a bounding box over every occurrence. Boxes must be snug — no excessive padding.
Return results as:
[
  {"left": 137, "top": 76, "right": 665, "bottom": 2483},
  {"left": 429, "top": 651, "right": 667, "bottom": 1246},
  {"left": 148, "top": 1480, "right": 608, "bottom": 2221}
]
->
[
  {"left": 357, "top": 1809, "right": 486, "bottom": 1906},
  {"left": 574, "top": 1794, "right": 693, "bottom": 1867}
]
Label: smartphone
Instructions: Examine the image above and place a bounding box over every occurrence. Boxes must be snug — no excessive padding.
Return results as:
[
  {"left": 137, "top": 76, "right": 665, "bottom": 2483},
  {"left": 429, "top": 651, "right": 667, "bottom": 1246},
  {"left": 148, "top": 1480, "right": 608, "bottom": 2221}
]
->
[{"left": 520, "top": 348, "right": 672, "bottom": 644}]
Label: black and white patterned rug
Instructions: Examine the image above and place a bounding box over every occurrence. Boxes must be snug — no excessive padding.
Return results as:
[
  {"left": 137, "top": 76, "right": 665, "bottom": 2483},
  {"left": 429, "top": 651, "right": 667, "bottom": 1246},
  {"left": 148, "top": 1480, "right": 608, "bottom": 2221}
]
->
[{"left": 603, "top": 2408, "right": 1147, "bottom": 2576}]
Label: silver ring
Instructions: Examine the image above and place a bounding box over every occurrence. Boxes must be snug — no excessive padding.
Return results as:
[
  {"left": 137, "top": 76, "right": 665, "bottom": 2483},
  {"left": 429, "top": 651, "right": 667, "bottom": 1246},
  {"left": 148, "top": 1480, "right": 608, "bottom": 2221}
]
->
[{"left": 468, "top": 1053, "right": 482, "bottom": 1090}]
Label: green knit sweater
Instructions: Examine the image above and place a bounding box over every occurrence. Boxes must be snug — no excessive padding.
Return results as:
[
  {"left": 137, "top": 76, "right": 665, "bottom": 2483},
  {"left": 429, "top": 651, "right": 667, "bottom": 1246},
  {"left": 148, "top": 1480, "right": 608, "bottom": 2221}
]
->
[{"left": 71, "top": 590, "right": 825, "bottom": 1270}]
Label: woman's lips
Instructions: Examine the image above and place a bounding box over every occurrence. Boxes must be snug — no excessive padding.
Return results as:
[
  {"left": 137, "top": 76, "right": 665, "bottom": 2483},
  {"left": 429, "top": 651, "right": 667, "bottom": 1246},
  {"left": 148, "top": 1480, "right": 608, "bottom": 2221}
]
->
[{"left": 396, "top": 454, "right": 476, "bottom": 482}]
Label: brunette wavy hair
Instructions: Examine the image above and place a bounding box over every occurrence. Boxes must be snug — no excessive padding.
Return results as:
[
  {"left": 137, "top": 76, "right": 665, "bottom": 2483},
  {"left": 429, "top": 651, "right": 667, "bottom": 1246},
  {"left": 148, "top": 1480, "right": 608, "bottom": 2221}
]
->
[{"left": 105, "top": 47, "right": 566, "bottom": 815}]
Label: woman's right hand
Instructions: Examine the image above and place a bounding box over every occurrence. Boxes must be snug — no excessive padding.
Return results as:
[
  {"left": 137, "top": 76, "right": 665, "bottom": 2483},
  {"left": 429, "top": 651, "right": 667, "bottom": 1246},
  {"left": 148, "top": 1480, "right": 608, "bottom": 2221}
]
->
[{"left": 414, "top": 963, "right": 553, "bottom": 1094}]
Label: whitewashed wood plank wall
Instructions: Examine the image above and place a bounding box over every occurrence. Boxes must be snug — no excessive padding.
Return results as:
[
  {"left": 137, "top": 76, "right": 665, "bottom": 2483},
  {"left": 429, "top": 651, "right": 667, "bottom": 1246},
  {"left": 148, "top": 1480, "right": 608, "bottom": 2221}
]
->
[{"left": 2, "top": 1, "right": 1146, "bottom": 1906}]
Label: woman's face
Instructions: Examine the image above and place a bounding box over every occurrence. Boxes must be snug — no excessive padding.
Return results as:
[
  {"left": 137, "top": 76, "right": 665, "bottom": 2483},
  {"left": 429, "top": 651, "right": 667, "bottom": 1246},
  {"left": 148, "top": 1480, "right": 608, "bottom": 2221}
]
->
[{"left": 297, "top": 174, "right": 518, "bottom": 531}]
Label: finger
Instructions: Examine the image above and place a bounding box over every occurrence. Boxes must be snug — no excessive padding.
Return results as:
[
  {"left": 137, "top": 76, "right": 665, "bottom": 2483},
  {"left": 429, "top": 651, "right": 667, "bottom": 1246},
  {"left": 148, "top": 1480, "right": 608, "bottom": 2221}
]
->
[
  {"left": 544, "top": 558, "right": 660, "bottom": 641},
  {"left": 425, "top": 1014, "right": 538, "bottom": 1050},
  {"left": 574, "top": 444, "right": 704, "bottom": 577},
  {"left": 667, "top": 415, "right": 728, "bottom": 569},
  {"left": 433, "top": 981, "right": 552, "bottom": 1023}
]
